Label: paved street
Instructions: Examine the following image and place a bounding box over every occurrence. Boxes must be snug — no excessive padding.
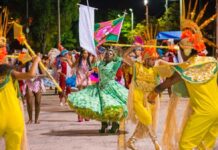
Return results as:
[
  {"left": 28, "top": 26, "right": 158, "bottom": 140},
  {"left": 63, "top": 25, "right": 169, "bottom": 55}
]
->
[{"left": 1, "top": 91, "right": 218, "bottom": 150}]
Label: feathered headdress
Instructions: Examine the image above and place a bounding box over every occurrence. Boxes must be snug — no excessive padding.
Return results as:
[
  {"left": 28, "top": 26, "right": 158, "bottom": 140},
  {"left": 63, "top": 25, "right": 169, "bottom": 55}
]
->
[
  {"left": 142, "top": 25, "right": 159, "bottom": 59},
  {"left": 180, "top": 0, "right": 217, "bottom": 56},
  {"left": 0, "top": 37, "right": 7, "bottom": 63}
]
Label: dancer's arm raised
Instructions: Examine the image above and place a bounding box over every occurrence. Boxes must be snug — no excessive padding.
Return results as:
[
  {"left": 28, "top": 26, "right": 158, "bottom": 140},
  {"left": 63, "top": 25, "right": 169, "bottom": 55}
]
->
[{"left": 122, "top": 46, "right": 137, "bottom": 66}]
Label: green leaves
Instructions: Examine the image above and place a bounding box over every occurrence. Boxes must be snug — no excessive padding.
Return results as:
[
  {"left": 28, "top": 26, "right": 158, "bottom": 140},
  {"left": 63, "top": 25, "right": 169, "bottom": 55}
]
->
[
  {"left": 8, "top": 0, "right": 80, "bottom": 53},
  {"left": 157, "top": 2, "right": 180, "bottom": 31}
]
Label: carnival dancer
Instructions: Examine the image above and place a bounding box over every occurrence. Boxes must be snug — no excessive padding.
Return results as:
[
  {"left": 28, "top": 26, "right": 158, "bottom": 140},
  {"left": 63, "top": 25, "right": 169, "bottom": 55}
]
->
[
  {"left": 74, "top": 50, "right": 92, "bottom": 122},
  {"left": 124, "top": 44, "right": 161, "bottom": 150},
  {"left": 75, "top": 50, "right": 91, "bottom": 89},
  {"left": 0, "top": 37, "right": 41, "bottom": 150},
  {"left": 57, "top": 49, "right": 73, "bottom": 106},
  {"left": 148, "top": 29, "right": 218, "bottom": 149},
  {"left": 150, "top": 1, "right": 218, "bottom": 148},
  {"left": 68, "top": 48, "right": 128, "bottom": 133},
  {"left": 25, "top": 58, "right": 46, "bottom": 124}
]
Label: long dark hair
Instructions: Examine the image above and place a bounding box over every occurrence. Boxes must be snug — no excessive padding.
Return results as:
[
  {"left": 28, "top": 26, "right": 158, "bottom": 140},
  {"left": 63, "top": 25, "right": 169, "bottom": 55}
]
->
[
  {"left": 78, "top": 50, "right": 91, "bottom": 70},
  {"left": 25, "top": 61, "right": 42, "bottom": 74}
]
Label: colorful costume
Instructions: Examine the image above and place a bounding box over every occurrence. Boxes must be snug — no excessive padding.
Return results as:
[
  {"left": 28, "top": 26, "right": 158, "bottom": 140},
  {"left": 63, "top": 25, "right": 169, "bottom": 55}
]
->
[
  {"left": 76, "top": 59, "right": 91, "bottom": 88},
  {"left": 152, "top": 33, "right": 218, "bottom": 149},
  {"left": 126, "top": 28, "right": 162, "bottom": 150},
  {"left": 58, "top": 61, "right": 72, "bottom": 98},
  {"left": 0, "top": 67, "right": 24, "bottom": 150},
  {"left": 127, "top": 61, "right": 161, "bottom": 150},
  {"left": 155, "top": 1, "right": 218, "bottom": 148},
  {"left": 128, "top": 61, "right": 160, "bottom": 131},
  {"left": 68, "top": 57, "right": 128, "bottom": 121},
  {"left": 173, "top": 56, "right": 218, "bottom": 149}
]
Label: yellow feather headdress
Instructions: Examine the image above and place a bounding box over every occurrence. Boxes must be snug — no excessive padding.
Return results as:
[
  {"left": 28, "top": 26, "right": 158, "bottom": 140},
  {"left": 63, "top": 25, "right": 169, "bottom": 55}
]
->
[{"left": 180, "top": 0, "right": 217, "bottom": 52}]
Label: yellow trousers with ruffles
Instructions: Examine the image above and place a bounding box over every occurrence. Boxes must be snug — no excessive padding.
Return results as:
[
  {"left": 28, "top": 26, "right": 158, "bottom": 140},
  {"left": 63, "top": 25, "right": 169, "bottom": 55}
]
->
[
  {"left": 179, "top": 76, "right": 218, "bottom": 150},
  {"left": 0, "top": 77, "right": 24, "bottom": 150},
  {"left": 130, "top": 86, "right": 159, "bottom": 138}
]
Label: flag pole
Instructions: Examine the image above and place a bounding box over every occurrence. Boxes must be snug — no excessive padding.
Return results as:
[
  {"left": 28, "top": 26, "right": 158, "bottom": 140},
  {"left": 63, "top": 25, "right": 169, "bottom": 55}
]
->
[
  {"left": 13, "top": 23, "right": 62, "bottom": 92},
  {"left": 103, "top": 43, "right": 179, "bottom": 50},
  {"left": 116, "top": 11, "right": 127, "bottom": 43},
  {"left": 77, "top": 4, "right": 98, "bottom": 10}
]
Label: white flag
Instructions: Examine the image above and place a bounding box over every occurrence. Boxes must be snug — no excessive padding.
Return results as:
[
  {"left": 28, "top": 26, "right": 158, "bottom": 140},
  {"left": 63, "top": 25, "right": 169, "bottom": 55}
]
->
[{"left": 79, "top": 5, "right": 96, "bottom": 56}]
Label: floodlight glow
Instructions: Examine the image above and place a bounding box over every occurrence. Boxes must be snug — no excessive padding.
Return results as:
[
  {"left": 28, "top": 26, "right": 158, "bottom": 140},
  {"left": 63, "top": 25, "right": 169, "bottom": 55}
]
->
[{"left": 144, "top": 0, "right": 148, "bottom": 5}]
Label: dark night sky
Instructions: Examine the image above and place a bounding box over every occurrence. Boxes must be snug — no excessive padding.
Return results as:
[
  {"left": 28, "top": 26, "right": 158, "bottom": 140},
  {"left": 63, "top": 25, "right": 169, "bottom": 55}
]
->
[
  {"left": 81, "top": 0, "right": 166, "bottom": 22},
  {"left": 80, "top": 0, "right": 216, "bottom": 23}
]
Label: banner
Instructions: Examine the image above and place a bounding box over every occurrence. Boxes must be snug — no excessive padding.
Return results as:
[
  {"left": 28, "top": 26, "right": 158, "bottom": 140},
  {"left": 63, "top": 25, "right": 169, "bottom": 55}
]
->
[
  {"left": 94, "top": 17, "right": 124, "bottom": 47},
  {"left": 79, "top": 4, "right": 96, "bottom": 56}
]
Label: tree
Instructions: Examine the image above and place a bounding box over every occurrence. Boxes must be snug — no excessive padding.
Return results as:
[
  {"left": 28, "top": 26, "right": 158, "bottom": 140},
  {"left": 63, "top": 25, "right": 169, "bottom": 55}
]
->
[
  {"left": 125, "top": 2, "right": 180, "bottom": 43},
  {"left": 7, "top": 0, "right": 80, "bottom": 53},
  {"left": 60, "top": 0, "right": 79, "bottom": 50},
  {"left": 29, "top": 0, "right": 56, "bottom": 53},
  {"left": 124, "top": 17, "right": 158, "bottom": 43},
  {"left": 157, "top": 2, "right": 180, "bottom": 31}
]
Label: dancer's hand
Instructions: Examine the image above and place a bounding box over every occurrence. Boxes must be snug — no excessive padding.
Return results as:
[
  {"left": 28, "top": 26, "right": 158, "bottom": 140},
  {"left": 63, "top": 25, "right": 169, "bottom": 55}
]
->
[
  {"left": 147, "top": 91, "right": 158, "bottom": 104},
  {"left": 33, "top": 56, "right": 41, "bottom": 63}
]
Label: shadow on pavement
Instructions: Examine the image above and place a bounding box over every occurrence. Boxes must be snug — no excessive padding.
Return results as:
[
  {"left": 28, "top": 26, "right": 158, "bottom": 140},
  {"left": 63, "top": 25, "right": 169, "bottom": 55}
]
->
[
  {"left": 43, "top": 110, "right": 74, "bottom": 113},
  {"left": 41, "top": 129, "right": 118, "bottom": 137}
]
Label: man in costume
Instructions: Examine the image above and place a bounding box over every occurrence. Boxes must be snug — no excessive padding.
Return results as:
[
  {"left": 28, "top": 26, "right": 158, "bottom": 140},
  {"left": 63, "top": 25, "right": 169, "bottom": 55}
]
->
[
  {"left": 58, "top": 49, "right": 73, "bottom": 106},
  {"left": 154, "top": 1, "right": 218, "bottom": 149},
  {"left": 148, "top": 29, "right": 218, "bottom": 149},
  {"left": 124, "top": 42, "right": 161, "bottom": 150}
]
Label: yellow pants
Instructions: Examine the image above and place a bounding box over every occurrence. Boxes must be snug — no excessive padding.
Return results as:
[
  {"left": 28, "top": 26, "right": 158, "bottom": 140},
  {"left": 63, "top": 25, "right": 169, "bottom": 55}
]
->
[
  {"left": 133, "top": 88, "right": 152, "bottom": 126},
  {"left": 179, "top": 113, "right": 218, "bottom": 150},
  {"left": 180, "top": 75, "right": 218, "bottom": 150},
  {"left": 0, "top": 78, "right": 24, "bottom": 150}
]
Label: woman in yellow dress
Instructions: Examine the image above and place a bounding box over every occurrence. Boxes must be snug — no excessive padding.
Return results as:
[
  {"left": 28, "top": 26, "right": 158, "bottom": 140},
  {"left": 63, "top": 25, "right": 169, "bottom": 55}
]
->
[
  {"left": 123, "top": 45, "right": 161, "bottom": 150},
  {"left": 148, "top": 29, "right": 218, "bottom": 150},
  {"left": 0, "top": 37, "right": 41, "bottom": 150}
]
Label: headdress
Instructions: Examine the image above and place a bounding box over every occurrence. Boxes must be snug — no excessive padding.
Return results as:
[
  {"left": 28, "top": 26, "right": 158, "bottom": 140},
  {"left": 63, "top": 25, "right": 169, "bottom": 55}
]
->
[
  {"left": 133, "top": 36, "right": 144, "bottom": 45},
  {"left": 180, "top": 0, "right": 217, "bottom": 56},
  {"left": 0, "top": 37, "right": 7, "bottom": 63},
  {"left": 106, "top": 46, "right": 116, "bottom": 54},
  {"left": 98, "top": 46, "right": 106, "bottom": 54},
  {"left": 60, "top": 49, "right": 69, "bottom": 56},
  {"left": 142, "top": 25, "right": 159, "bottom": 59}
]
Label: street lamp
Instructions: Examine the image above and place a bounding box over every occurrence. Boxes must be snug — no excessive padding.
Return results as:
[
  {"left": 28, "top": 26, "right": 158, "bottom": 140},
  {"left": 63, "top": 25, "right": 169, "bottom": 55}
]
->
[
  {"left": 144, "top": 0, "right": 149, "bottom": 26},
  {"left": 129, "top": 8, "right": 134, "bottom": 31}
]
